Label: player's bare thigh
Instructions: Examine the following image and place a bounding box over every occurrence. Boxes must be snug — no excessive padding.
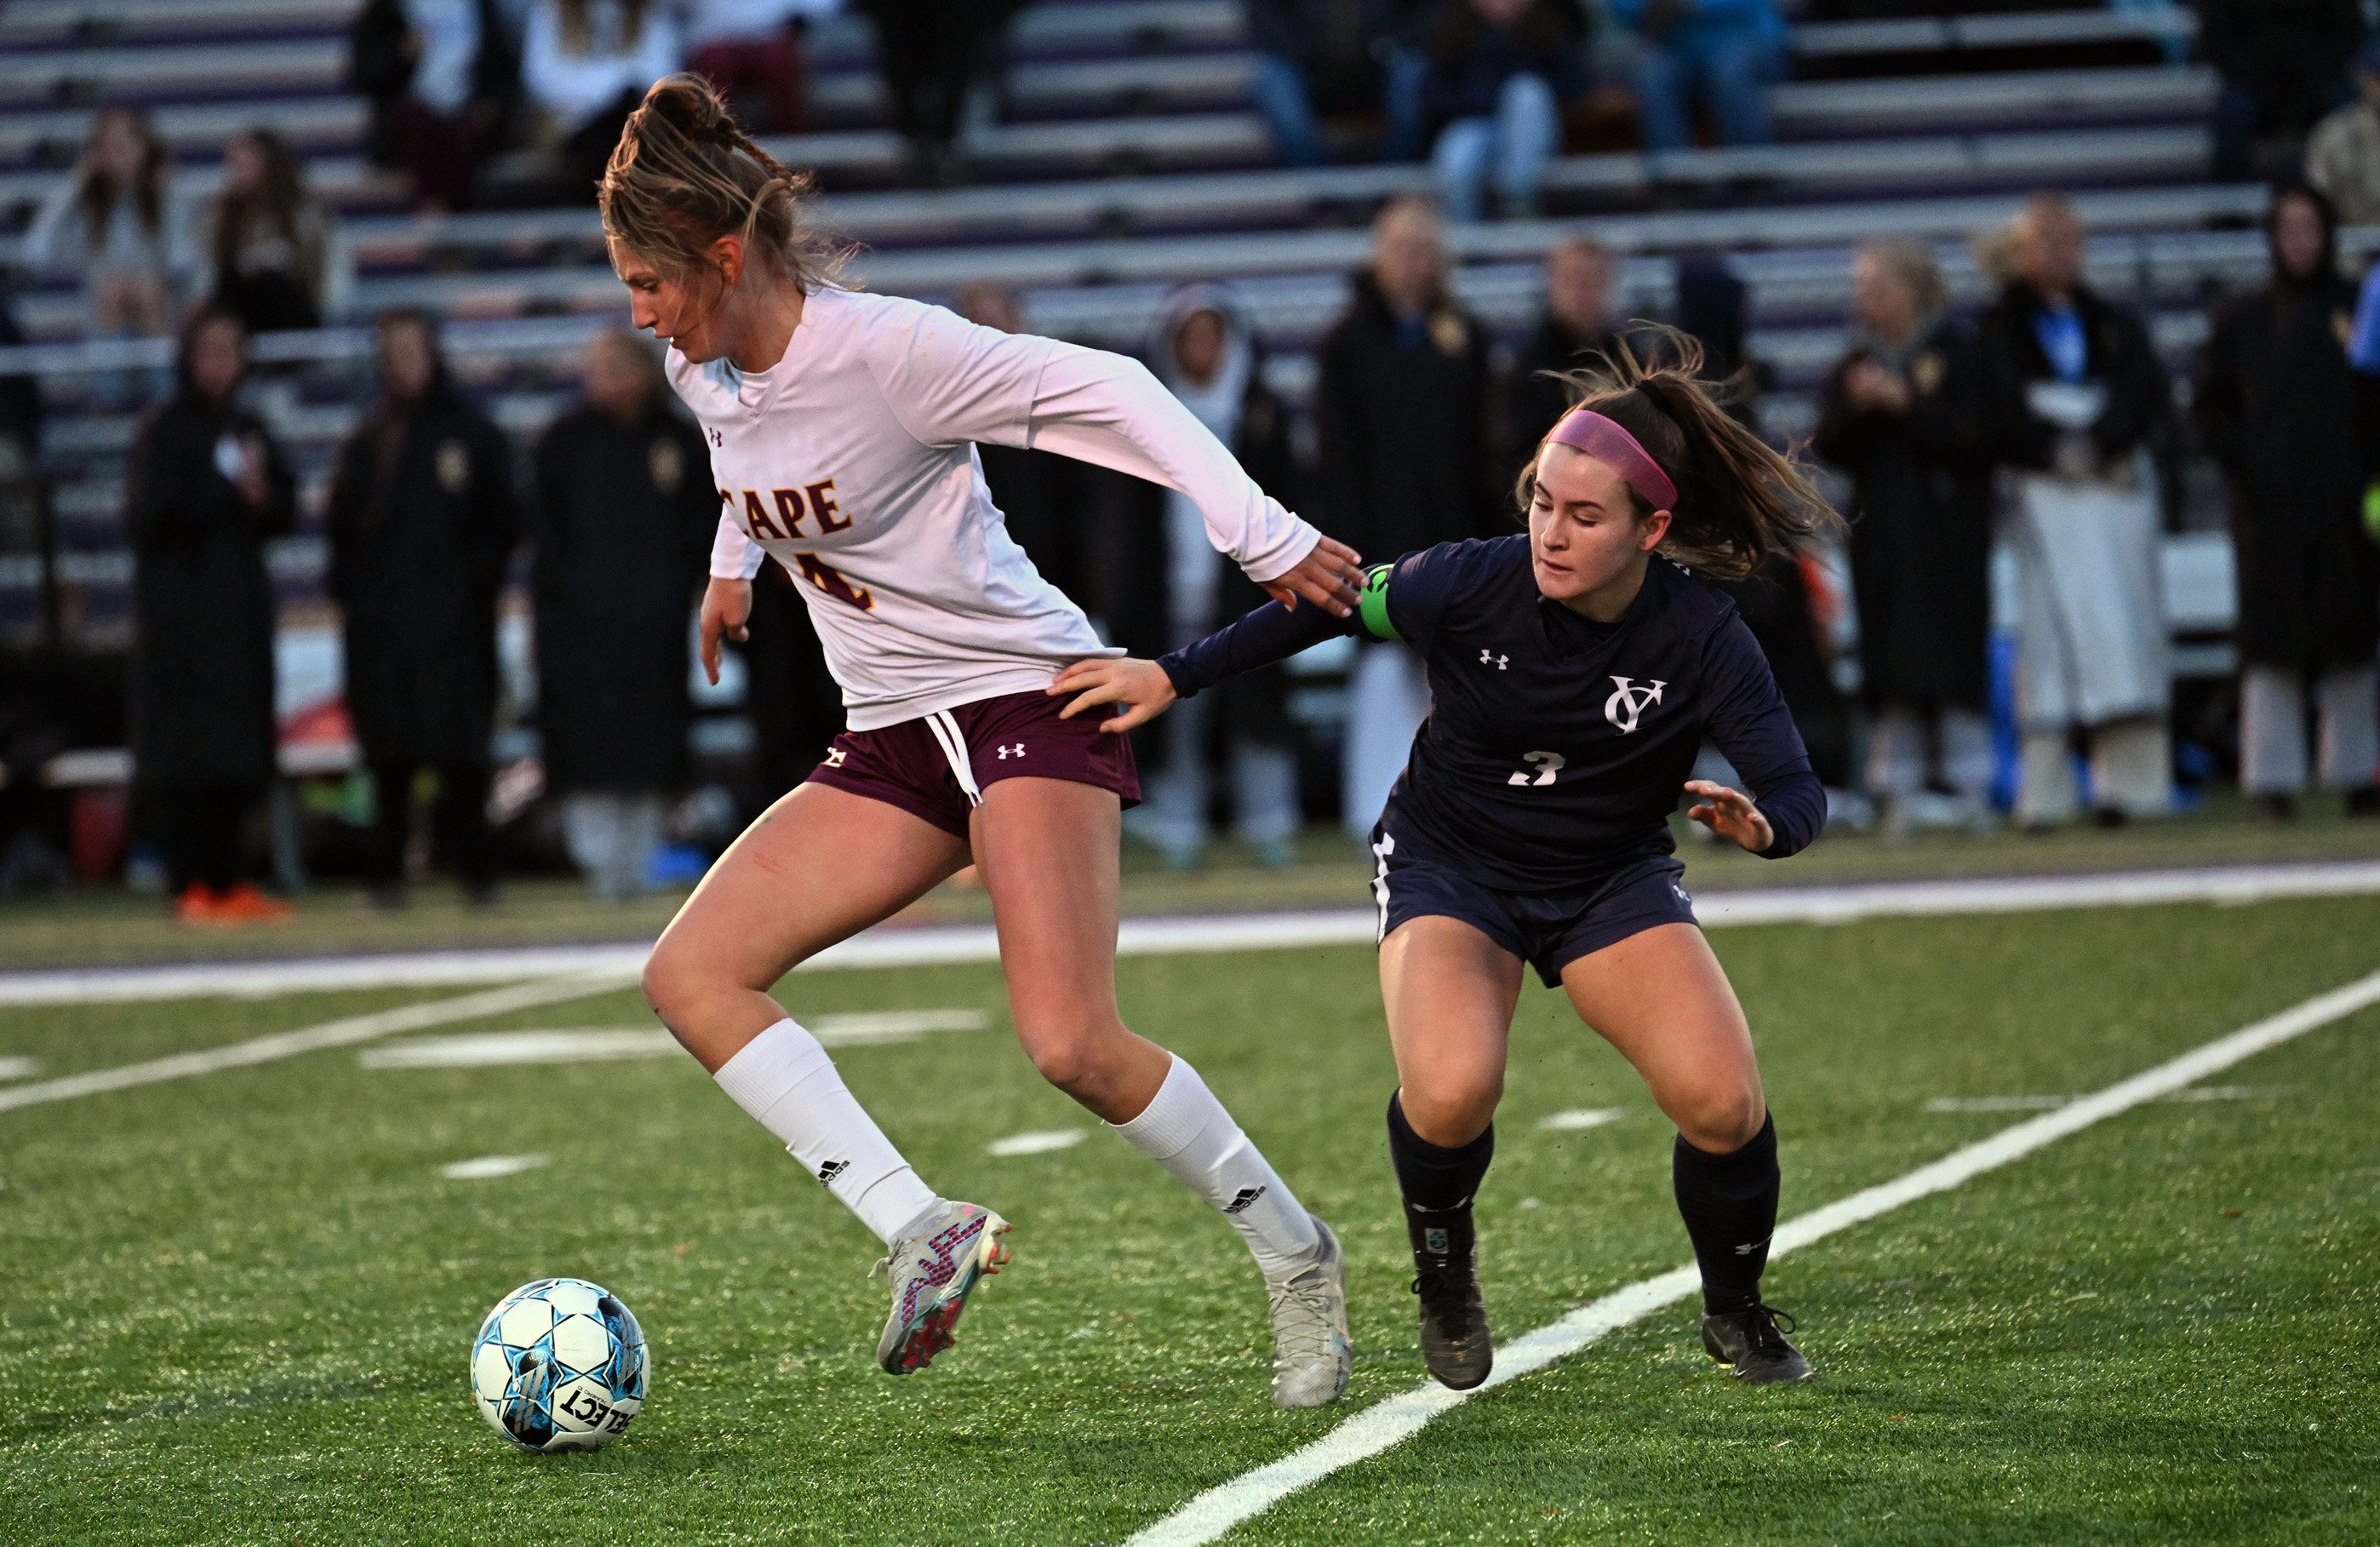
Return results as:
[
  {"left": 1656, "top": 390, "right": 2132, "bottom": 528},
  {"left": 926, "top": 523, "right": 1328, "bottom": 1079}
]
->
[
  {"left": 969, "top": 776, "right": 1172, "bottom": 1122},
  {"left": 644, "top": 781, "right": 970, "bottom": 1070},
  {"left": 1559, "top": 922, "right": 1765, "bottom": 1152},
  {"left": 1379, "top": 914, "right": 1526, "bottom": 1148}
]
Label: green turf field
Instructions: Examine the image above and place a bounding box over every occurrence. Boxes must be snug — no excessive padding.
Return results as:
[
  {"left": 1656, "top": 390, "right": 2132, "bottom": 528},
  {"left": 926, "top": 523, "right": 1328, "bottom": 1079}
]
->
[{"left": 1, "top": 897, "right": 2376, "bottom": 1544}]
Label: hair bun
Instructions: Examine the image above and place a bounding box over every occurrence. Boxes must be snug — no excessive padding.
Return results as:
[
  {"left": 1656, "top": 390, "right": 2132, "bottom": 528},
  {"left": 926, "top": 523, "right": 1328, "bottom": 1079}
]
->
[{"left": 641, "top": 73, "right": 731, "bottom": 138}]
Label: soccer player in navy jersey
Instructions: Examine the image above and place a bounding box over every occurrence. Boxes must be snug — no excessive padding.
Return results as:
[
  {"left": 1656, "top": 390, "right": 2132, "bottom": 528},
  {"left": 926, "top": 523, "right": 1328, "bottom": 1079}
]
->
[{"left": 1051, "top": 330, "right": 1837, "bottom": 1387}]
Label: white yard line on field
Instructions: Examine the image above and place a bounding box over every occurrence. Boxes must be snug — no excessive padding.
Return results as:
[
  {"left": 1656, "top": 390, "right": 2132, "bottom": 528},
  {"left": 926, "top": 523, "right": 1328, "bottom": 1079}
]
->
[
  {"left": 5, "top": 861, "right": 2380, "bottom": 1008},
  {"left": 0, "top": 972, "right": 630, "bottom": 1116},
  {"left": 1124, "top": 966, "right": 2380, "bottom": 1547}
]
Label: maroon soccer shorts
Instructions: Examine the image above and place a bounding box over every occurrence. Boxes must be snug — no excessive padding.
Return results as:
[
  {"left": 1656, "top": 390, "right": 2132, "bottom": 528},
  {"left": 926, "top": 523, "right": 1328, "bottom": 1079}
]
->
[{"left": 803, "top": 688, "right": 1141, "bottom": 838}]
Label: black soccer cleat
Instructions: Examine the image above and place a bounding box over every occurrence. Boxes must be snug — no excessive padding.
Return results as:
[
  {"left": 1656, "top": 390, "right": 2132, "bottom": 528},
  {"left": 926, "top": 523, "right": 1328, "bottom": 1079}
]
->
[
  {"left": 1405, "top": 1200, "right": 1493, "bottom": 1389},
  {"left": 1701, "top": 1302, "right": 1814, "bottom": 1384}
]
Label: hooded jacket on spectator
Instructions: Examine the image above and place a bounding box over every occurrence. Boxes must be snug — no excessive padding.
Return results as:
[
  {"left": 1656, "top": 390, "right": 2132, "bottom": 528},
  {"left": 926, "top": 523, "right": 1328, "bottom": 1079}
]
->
[{"left": 2194, "top": 197, "right": 2378, "bottom": 673}]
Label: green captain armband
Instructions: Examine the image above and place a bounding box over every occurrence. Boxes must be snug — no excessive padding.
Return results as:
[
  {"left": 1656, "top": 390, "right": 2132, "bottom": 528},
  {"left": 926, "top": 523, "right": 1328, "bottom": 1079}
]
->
[{"left": 1356, "top": 563, "right": 1400, "bottom": 641}]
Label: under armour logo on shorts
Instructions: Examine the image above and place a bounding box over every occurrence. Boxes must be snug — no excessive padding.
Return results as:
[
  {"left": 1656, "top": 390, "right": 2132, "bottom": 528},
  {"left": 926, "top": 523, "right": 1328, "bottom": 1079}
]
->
[
  {"left": 1479, "top": 650, "right": 1508, "bottom": 670},
  {"left": 824, "top": 746, "right": 848, "bottom": 768},
  {"left": 996, "top": 742, "right": 1027, "bottom": 759}
]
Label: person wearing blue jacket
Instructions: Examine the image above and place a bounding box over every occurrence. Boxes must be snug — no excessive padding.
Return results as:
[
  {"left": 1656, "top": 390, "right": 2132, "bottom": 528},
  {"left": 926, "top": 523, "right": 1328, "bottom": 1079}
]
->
[{"left": 1610, "top": 0, "right": 1788, "bottom": 152}]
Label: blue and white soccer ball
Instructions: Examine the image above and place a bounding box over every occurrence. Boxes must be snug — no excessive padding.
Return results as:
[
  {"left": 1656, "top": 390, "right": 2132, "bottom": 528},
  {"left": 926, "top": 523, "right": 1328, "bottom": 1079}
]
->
[{"left": 469, "top": 1277, "right": 648, "bottom": 1452}]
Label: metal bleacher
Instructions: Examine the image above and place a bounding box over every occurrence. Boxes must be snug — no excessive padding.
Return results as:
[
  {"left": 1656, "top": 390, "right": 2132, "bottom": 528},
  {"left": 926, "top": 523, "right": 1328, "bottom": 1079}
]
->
[{"left": 0, "top": 0, "right": 2277, "bottom": 655}]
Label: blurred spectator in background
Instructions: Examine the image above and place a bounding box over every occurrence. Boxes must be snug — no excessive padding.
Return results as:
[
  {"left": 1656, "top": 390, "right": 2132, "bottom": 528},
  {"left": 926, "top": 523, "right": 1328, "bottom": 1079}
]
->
[
  {"left": 531, "top": 331, "right": 716, "bottom": 897},
  {"left": 1317, "top": 196, "right": 1496, "bottom": 837},
  {"left": 197, "top": 129, "right": 344, "bottom": 334},
  {"left": 0, "top": 284, "right": 37, "bottom": 472},
  {"left": 328, "top": 311, "right": 521, "bottom": 906},
  {"left": 1669, "top": 254, "right": 1853, "bottom": 793},
  {"left": 2194, "top": 184, "right": 2379, "bottom": 818},
  {"left": 685, "top": 0, "right": 835, "bottom": 134},
  {"left": 1506, "top": 235, "right": 1623, "bottom": 457},
  {"left": 1975, "top": 193, "right": 2175, "bottom": 826},
  {"left": 1116, "top": 284, "right": 1307, "bottom": 868},
  {"left": 1611, "top": 0, "right": 1788, "bottom": 153},
  {"left": 851, "top": 0, "right": 1026, "bottom": 186},
  {"left": 1420, "top": 0, "right": 1585, "bottom": 221},
  {"left": 523, "top": 0, "right": 684, "bottom": 198},
  {"left": 1245, "top": 0, "right": 1433, "bottom": 167},
  {"left": 349, "top": 0, "right": 521, "bottom": 212},
  {"left": 1814, "top": 238, "right": 1995, "bottom": 834},
  {"left": 125, "top": 308, "right": 295, "bottom": 925},
  {"left": 2304, "top": 40, "right": 2380, "bottom": 226},
  {"left": 24, "top": 108, "right": 180, "bottom": 372},
  {"left": 955, "top": 281, "right": 1096, "bottom": 611},
  {"left": 2196, "top": 0, "right": 2362, "bottom": 183}
]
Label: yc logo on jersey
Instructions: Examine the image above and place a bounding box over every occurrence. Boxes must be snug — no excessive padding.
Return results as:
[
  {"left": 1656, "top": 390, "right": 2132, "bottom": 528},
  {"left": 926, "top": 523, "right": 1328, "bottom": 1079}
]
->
[{"left": 1604, "top": 676, "right": 1666, "bottom": 735}]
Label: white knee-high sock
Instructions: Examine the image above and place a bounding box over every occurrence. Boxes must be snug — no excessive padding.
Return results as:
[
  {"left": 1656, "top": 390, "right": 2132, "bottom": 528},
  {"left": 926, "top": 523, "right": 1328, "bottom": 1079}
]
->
[
  {"left": 712, "top": 1018, "right": 941, "bottom": 1246},
  {"left": 1109, "top": 1054, "right": 1321, "bottom": 1280}
]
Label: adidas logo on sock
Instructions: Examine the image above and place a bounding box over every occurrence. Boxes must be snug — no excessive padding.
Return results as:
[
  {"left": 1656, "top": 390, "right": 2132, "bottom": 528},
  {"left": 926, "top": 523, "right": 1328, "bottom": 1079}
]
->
[
  {"left": 816, "top": 1160, "right": 850, "bottom": 1185},
  {"left": 1221, "top": 1184, "right": 1268, "bottom": 1216}
]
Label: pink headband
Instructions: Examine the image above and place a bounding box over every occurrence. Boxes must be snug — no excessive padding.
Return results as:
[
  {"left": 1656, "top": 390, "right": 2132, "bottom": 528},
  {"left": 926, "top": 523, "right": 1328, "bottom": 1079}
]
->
[{"left": 1545, "top": 408, "right": 1677, "bottom": 511}]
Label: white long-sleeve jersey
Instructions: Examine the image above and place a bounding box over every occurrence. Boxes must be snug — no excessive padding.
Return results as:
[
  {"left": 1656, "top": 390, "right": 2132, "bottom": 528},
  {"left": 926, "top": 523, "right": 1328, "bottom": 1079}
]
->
[{"left": 679, "top": 286, "right": 1322, "bottom": 731}]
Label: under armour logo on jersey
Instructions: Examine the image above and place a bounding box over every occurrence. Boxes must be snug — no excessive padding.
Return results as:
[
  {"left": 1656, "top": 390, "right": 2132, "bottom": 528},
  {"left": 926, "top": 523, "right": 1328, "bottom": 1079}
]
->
[
  {"left": 1604, "top": 675, "right": 1667, "bottom": 734},
  {"left": 824, "top": 746, "right": 848, "bottom": 769},
  {"left": 996, "top": 742, "right": 1026, "bottom": 759},
  {"left": 1479, "top": 650, "right": 1508, "bottom": 670},
  {"left": 708, "top": 427, "right": 724, "bottom": 447},
  {"left": 1221, "top": 1184, "right": 1268, "bottom": 1216},
  {"left": 816, "top": 1160, "right": 849, "bottom": 1185}
]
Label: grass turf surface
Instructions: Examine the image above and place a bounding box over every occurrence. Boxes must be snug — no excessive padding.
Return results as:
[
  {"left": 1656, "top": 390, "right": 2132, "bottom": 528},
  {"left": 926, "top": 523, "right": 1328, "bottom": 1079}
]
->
[{"left": 0, "top": 898, "right": 2374, "bottom": 1543}]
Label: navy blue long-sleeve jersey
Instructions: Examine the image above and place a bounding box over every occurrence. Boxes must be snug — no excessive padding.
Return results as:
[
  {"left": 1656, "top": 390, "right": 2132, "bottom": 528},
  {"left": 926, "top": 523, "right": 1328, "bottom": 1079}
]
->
[{"left": 1159, "top": 535, "right": 1827, "bottom": 891}]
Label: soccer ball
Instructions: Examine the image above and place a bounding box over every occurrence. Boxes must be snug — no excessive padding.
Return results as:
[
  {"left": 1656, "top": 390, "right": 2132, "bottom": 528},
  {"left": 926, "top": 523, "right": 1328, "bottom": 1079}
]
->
[{"left": 469, "top": 1278, "right": 648, "bottom": 1452}]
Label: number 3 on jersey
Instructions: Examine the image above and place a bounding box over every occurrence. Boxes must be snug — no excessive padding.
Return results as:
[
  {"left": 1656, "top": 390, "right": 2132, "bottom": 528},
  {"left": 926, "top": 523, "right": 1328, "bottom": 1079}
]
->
[{"left": 1508, "top": 750, "right": 1565, "bottom": 787}]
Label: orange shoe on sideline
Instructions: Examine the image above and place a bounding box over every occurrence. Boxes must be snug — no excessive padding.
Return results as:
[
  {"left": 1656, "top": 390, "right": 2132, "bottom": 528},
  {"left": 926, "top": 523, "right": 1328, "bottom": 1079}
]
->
[
  {"left": 172, "top": 884, "right": 223, "bottom": 925},
  {"left": 209, "top": 883, "right": 295, "bottom": 925}
]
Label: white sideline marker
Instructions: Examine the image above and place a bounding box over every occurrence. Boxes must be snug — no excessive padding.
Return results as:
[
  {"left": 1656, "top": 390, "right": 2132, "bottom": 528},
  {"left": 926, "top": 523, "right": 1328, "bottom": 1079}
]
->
[
  {"left": 1925, "top": 1084, "right": 2285, "bottom": 1113},
  {"left": 7, "top": 861, "right": 2380, "bottom": 1008},
  {"left": 1538, "top": 1107, "right": 1624, "bottom": 1132},
  {"left": 986, "top": 1130, "right": 1084, "bottom": 1157},
  {"left": 440, "top": 1154, "right": 550, "bottom": 1180},
  {"left": 0, "top": 1055, "right": 39, "bottom": 1081},
  {"left": 1123, "top": 966, "right": 2380, "bottom": 1547}
]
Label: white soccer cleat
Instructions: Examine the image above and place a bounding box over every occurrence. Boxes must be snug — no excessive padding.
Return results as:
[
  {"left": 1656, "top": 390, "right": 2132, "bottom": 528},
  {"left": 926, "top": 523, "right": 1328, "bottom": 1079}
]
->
[
  {"left": 1267, "top": 1215, "right": 1353, "bottom": 1407},
  {"left": 872, "top": 1200, "right": 1011, "bottom": 1375}
]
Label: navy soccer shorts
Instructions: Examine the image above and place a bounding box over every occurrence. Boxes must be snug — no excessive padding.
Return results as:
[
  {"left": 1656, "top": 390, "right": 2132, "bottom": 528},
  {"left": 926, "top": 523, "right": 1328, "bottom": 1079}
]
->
[{"left": 1368, "top": 822, "right": 1699, "bottom": 988}]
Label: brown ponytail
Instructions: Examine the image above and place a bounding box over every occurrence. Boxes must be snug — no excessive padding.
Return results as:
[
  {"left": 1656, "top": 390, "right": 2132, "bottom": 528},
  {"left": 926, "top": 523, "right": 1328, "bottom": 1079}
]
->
[
  {"left": 598, "top": 73, "right": 846, "bottom": 292},
  {"left": 1517, "top": 324, "right": 1838, "bottom": 580}
]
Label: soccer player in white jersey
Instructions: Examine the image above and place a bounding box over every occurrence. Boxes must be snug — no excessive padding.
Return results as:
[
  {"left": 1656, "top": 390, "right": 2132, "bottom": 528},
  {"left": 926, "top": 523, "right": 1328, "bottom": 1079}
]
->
[{"left": 598, "top": 76, "right": 1368, "bottom": 1404}]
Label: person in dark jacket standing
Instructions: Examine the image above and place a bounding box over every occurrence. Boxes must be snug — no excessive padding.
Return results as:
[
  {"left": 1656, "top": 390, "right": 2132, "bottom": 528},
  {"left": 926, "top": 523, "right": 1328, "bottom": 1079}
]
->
[
  {"left": 530, "top": 329, "right": 718, "bottom": 897},
  {"left": 1318, "top": 195, "right": 1499, "bottom": 837},
  {"left": 1506, "top": 236, "right": 1625, "bottom": 462},
  {"left": 1972, "top": 193, "right": 2176, "bottom": 826},
  {"left": 328, "top": 309, "right": 521, "bottom": 904},
  {"left": 1813, "top": 237, "right": 1996, "bottom": 833},
  {"left": 2194, "top": 184, "right": 2379, "bottom": 817},
  {"left": 126, "top": 307, "right": 297, "bottom": 925}
]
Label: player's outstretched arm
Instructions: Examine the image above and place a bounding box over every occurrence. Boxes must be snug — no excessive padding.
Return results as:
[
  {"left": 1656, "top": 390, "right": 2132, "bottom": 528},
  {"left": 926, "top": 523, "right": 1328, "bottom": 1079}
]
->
[
  {"left": 1050, "top": 658, "right": 1178, "bottom": 732},
  {"left": 1684, "top": 779, "right": 1776, "bottom": 854}
]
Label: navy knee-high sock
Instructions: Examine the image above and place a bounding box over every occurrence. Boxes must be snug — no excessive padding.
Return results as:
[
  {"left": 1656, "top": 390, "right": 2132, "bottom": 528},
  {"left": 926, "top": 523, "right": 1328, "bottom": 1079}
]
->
[
  {"left": 1387, "top": 1091, "right": 1495, "bottom": 1212},
  {"left": 1672, "top": 1113, "right": 1780, "bottom": 1314}
]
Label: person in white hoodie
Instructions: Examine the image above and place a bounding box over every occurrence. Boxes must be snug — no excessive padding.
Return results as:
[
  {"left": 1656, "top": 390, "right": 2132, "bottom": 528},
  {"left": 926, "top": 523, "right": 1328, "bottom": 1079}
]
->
[
  {"left": 523, "top": 0, "right": 683, "bottom": 194},
  {"left": 1123, "top": 284, "right": 1309, "bottom": 868}
]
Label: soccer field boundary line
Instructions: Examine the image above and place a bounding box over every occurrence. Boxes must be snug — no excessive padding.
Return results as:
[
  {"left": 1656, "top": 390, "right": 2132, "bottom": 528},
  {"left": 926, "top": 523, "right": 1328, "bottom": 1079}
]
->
[
  {"left": 1123, "top": 965, "right": 2380, "bottom": 1547},
  {"left": 4, "top": 860, "right": 2379, "bottom": 1007},
  {"left": 0, "top": 971, "right": 630, "bottom": 1117}
]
